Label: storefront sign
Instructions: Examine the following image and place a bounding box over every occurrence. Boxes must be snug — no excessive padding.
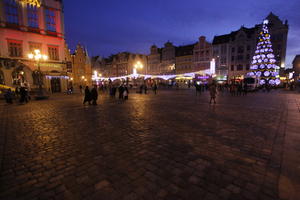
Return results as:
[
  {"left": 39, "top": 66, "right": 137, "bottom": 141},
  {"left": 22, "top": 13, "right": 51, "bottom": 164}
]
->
[{"left": 34, "top": 63, "right": 64, "bottom": 69}]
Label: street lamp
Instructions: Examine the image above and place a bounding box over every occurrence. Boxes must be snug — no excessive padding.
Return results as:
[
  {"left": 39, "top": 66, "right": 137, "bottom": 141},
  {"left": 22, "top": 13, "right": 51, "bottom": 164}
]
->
[
  {"left": 28, "top": 49, "right": 48, "bottom": 99},
  {"left": 92, "top": 70, "right": 102, "bottom": 85},
  {"left": 132, "top": 61, "right": 143, "bottom": 86},
  {"left": 133, "top": 61, "right": 143, "bottom": 75}
]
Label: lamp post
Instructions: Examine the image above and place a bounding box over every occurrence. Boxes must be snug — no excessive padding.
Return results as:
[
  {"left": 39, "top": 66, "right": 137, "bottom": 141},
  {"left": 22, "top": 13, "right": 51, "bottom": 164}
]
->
[
  {"left": 133, "top": 61, "right": 143, "bottom": 75},
  {"left": 133, "top": 61, "right": 143, "bottom": 86},
  {"left": 28, "top": 49, "right": 48, "bottom": 99}
]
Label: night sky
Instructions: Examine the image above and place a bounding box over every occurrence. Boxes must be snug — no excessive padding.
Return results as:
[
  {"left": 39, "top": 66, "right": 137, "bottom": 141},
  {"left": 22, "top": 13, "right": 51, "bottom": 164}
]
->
[{"left": 64, "top": 0, "right": 300, "bottom": 67}]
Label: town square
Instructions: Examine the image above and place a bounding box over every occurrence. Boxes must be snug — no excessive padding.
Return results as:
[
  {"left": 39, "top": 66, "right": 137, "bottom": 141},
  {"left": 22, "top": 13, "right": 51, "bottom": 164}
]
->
[{"left": 0, "top": 0, "right": 300, "bottom": 199}]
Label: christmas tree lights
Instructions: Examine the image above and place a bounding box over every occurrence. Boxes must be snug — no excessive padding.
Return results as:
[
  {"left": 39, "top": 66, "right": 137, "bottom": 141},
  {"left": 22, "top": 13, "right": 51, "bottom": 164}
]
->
[{"left": 248, "top": 19, "right": 280, "bottom": 85}]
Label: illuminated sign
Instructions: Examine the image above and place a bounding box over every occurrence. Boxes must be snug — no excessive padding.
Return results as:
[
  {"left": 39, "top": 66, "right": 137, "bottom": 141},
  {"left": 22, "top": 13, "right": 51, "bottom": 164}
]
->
[
  {"left": 34, "top": 63, "right": 63, "bottom": 68},
  {"left": 210, "top": 59, "right": 216, "bottom": 75}
]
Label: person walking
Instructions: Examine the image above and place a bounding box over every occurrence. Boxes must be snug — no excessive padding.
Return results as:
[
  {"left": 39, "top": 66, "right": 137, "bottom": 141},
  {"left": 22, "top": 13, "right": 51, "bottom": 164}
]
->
[
  {"left": 118, "top": 84, "right": 124, "bottom": 99},
  {"left": 144, "top": 84, "right": 148, "bottom": 94},
  {"left": 15, "top": 86, "right": 20, "bottom": 98},
  {"left": 153, "top": 83, "right": 158, "bottom": 94},
  {"left": 237, "top": 83, "right": 243, "bottom": 96},
  {"left": 91, "top": 85, "right": 98, "bottom": 105},
  {"left": 209, "top": 83, "right": 217, "bottom": 104},
  {"left": 123, "top": 85, "right": 129, "bottom": 100},
  {"left": 19, "top": 86, "right": 27, "bottom": 104},
  {"left": 195, "top": 84, "right": 201, "bottom": 96},
  {"left": 4, "top": 89, "right": 13, "bottom": 104},
  {"left": 112, "top": 85, "right": 117, "bottom": 97},
  {"left": 243, "top": 83, "right": 248, "bottom": 96},
  {"left": 79, "top": 85, "right": 83, "bottom": 94},
  {"left": 139, "top": 85, "right": 143, "bottom": 94},
  {"left": 83, "top": 86, "right": 91, "bottom": 105}
]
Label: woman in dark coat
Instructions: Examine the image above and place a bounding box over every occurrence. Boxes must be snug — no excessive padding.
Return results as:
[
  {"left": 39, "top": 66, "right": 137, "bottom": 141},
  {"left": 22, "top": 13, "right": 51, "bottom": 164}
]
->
[
  {"left": 91, "top": 85, "right": 98, "bottom": 105},
  {"left": 83, "top": 86, "right": 91, "bottom": 105}
]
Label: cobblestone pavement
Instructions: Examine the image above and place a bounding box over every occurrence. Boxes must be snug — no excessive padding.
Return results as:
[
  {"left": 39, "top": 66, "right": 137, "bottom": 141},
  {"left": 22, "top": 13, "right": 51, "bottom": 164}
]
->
[{"left": 0, "top": 89, "right": 299, "bottom": 200}]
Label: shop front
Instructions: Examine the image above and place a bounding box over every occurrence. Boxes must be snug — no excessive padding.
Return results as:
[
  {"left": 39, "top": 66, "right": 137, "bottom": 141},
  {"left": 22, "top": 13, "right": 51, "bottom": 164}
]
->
[
  {"left": 22, "top": 61, "right": 68, "bottom": 93},
  {"left": 230, "top": 75, "right": 244, "bottom": 84},
  {"left": 0, "top": 58, "right": 68, "bottom": 93}
]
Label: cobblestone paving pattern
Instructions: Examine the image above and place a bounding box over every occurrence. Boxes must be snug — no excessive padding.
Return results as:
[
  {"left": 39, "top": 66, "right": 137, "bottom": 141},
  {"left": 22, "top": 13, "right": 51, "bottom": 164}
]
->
[{"left": 0, "top": 90, "right": 291, "bottom": 200}]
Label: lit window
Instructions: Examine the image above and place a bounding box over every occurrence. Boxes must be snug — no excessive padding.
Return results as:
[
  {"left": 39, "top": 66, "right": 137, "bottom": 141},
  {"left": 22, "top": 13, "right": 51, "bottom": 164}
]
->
[
  {"left": 5, "top": 0, "right": 19, "bottom": 24},
  {"left": 8, "top": 40, "right": 22, "bottom": 57},
  {"left": 45, "top": 9, "right": 56, "bottom": 32},
  {"left": 27, "top": 5, "right": 38, "bottom": 28},
  {"left": 48, "top": 46, "right": 59, "bottom": 60},
  {"left": 29, "top": 42, "right": 41, "bottom": 52}
]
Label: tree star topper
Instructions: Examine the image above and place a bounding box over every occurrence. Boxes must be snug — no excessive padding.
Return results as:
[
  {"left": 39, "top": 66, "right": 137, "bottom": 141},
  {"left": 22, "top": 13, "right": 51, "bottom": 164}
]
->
[{"left": 18, "top": 0, "right": 41, "bottom": 7}]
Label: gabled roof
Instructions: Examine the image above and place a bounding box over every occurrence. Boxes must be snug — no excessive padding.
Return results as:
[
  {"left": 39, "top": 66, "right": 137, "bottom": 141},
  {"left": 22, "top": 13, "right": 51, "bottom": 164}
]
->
[
  {"left": 175, "top": 44, "right": 195, "bottom": 57},
  {"left": 212, "top": 26, "right": 258, "bottom": 45}
]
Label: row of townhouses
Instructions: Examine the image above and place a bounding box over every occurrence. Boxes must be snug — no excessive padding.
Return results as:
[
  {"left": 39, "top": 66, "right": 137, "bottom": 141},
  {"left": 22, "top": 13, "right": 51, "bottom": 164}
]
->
[
  {"left": 94, "top": 12, "right": 289, "bottom": 82},
  {"left": 0, "top": 0, "right": 291, "bottom": 93}
]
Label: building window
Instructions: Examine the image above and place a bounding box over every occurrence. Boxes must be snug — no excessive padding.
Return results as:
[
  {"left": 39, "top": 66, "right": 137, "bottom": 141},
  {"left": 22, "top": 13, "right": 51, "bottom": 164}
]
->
[
  {"left": 27, "top": 5, "right": 38, "bottom": 28},
  {"left": 231, "top": 56, "right": 234, "bottom": 61},
  {"left": 8, "top": 40, "right": 22, "bottom": 57},
  {"left": 247, "top": 45, "right": 251, "bottom": 51},
  {"left": 231, "top": 65, "right": 234, "bottom": 71},
  {"left": 5, "top": 0, "right": 19, "bottom": 24},
  {"left": 237, "top": 55, "right": 243, "bottom": 60},
  {"left": 238, "top": 46, "right": 244, "bottom": 53},
  {"left": 48, "top": 46, "right": 59, "bottom": 60},
  {"left": 29, "top": 42, "right": 41, "bottom": 52},
  {"left": 237, "top": 64, "right": 243, "bottom": 71},
  {"left": 246, "top": 54, "right": 250, "bottom": 59},
  {"left": 246, "top": 64, "right": 250, "bottom": 70},
  {"left": 231, "top": 47, "right": 235, "bottom": 53},
  {"left": 45, "top": 8, "right": 56, "bottom": 32}
]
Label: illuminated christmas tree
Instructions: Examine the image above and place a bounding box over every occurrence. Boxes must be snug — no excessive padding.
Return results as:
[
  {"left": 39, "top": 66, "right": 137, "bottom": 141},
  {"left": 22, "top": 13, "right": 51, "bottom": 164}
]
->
[{"left": 248, "top": 19, "right": 280, "bottom": 85}]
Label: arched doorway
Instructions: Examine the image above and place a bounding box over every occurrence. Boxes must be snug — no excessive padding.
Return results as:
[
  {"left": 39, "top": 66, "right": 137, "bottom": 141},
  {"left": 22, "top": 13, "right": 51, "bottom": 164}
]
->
[
  {"left": 0, "top": 70, "right": 4, "bottom": 85},
  {"left": 12, "top": 66, "right": 26, "bottom": 86},
  {"left": 32, "top": 70, "right": 43, "bottom": 86}
]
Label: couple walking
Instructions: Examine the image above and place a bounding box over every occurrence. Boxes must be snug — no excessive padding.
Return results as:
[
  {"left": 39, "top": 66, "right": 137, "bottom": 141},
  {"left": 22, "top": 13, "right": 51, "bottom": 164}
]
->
[{"left": 83, "top": 85, "right": 98, "bottom": 105}]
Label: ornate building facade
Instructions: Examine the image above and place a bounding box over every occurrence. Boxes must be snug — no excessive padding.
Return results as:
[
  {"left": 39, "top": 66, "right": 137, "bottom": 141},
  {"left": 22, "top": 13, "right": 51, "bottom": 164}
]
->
[
  {"left": 0, "top": 0, "right": 68, "bottom": 92},
  {"left": 147, "top": 45, "right": 161, "bottom": 75},
  {"left": 67, "top": 44, "right": 92, "bottom": 87},
  {"left": 161, "top": 42, "right": 176, "bottom": 74},
  {"left": 97, "top": 52, "right": 147, "bottom": 77},
  {"left": 193, "top": 36, "right": 212, "bottom": 72},
  {"left": 146, "top": 38, "right": 212, "bottom": 75},
  {"left": 212, "top": 12, "right": 289, "bottom": 81},
  {"left": 175, "top": 44, "right": 194, "bottom": 74}
]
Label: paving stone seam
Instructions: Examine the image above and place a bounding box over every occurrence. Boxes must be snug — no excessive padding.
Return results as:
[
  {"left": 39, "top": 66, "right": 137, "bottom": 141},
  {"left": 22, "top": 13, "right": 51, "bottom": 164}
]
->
[{"left": 259, "top": 101, "right": 286, "bottom": 200}]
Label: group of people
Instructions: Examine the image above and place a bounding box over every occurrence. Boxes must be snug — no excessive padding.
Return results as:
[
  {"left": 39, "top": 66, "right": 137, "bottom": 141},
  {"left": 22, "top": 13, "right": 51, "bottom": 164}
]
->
[
  {"left": 4, "top": 86, "right": 30, "bottom": 104},
  {"left": 229, "top": 83, "right": 248, "bottom": 96},
  {"left": 83, "top": 85, "right": 99, "bottom": 105},
  {"left": 196, "top": 82, "right": 249, "bottom": 104}
]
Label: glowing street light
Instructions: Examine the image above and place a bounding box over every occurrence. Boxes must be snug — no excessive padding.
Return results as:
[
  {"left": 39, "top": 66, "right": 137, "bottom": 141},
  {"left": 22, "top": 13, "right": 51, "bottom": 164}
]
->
[
  {"left": 133, "top": 61, "right": 143, "bottom": 75},
  {"left": 28, "top": 49, "right": 48, "bottom": 98}
]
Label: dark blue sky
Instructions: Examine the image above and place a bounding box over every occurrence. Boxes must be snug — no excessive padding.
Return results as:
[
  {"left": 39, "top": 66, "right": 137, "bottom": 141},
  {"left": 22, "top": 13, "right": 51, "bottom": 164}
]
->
[{"left": 64, "top": 0, "right": 300, "bottom": 67}]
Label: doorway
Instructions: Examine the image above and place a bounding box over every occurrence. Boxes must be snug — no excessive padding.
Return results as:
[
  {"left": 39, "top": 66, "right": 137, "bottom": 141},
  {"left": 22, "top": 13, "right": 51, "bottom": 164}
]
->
[{"left": 51, "top": 78, "right": 61, "bottom": 93}]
